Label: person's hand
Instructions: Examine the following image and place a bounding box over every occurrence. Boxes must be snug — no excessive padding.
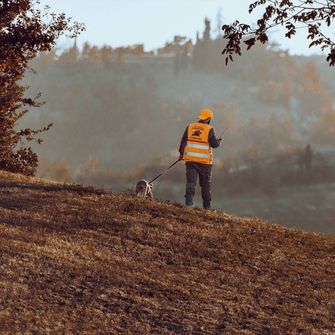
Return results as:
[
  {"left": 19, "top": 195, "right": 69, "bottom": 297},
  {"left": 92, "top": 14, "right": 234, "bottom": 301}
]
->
[
  {"left": 217, "top": 136, "right": 222, "bottom": 142},
  {"left": 179, "top": 154, "right": 184, "bottom": 161}
]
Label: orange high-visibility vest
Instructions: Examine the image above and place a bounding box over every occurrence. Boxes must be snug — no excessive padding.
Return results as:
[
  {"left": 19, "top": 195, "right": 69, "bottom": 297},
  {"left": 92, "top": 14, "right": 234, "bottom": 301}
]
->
[{"left": 183, "top": 123, "right": 213, "bottom": 165}]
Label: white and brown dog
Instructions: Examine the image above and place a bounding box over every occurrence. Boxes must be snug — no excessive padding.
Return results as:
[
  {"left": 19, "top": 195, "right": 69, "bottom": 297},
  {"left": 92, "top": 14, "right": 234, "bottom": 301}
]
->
[{"left": 135, "top": 180, "right": 153, "bottom": 198}]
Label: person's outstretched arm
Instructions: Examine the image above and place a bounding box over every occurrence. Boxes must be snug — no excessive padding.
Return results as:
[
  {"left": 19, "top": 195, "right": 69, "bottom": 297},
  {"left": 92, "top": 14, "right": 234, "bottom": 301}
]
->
[
  {"left": 209, "top": 128, "right": 222, "bottom": 148},
  {"left": 179, "top": 127, "right": 188, "bottom": 157}
]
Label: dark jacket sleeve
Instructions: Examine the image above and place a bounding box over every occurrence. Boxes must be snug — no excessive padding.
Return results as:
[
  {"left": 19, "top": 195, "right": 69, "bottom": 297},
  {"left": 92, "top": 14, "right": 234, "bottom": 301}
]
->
[
  {"left": 209, "top": 128, "right": 221, "bottom": 148},
  {"left": 179, "top": 127, "right": 188, "bottom": 155}
]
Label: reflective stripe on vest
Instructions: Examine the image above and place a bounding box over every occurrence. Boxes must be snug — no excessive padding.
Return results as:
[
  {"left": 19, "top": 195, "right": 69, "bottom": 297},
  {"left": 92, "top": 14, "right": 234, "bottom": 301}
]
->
[
  {"left": 184, "top": 152, "right": 211, "bottom": 159},
  {"left": 186, "top": 143, "right": 211, "bottom": 150},
  {"left": 183, "top": 123, "right": 213, "bottom": 164}
]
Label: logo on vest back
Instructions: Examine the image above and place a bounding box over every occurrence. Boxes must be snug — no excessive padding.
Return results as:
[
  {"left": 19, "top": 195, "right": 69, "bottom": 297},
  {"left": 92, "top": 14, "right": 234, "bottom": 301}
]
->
[{"left": 192, "top": 130, "right": 202, "bottom": 137}]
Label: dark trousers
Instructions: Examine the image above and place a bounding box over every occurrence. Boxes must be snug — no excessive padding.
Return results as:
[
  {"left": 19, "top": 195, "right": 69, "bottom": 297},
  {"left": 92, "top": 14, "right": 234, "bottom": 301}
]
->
[{"left": 185, "top": 162, "right": 212, "bottom": 209}]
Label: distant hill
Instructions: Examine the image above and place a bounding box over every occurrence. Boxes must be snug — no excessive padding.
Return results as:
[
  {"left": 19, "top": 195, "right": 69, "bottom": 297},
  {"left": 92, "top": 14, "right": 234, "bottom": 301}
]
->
[{"left": 0, "top": 171, "right": 334, "bottom": 334}]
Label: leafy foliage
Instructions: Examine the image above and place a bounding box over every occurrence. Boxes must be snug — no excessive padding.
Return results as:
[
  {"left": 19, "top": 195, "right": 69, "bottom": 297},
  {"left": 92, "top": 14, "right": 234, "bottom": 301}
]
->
[
  {"left": 222, "top": 0, "right": 335, "bottom": 66},
  {"left": 0, "top": 0, "right": 84, "bottom": 175}
]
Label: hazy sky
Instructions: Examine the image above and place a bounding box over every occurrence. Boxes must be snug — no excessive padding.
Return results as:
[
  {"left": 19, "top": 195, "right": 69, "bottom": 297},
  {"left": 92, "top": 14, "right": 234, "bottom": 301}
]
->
[{"left": 37, "top": 0, "right": 325, "bottom": 55}]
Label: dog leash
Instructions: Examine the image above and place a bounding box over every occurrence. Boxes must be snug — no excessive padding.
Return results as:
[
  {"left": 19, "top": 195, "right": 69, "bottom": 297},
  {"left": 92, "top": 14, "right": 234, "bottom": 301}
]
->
[{"left": 149, "top": 158, "right": 181, "bottom": 184}]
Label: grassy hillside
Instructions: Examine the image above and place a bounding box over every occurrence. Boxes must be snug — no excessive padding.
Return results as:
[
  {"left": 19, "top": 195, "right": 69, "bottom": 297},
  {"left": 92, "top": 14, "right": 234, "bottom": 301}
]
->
[{"left": 0, "top": 171, "right": 334, "bottom": 334}]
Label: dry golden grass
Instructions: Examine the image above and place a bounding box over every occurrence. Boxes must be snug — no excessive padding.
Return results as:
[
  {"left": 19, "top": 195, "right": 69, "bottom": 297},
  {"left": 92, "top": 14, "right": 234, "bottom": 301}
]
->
[{"left": 0, "top": 170, "right": 334, "bottom": 334}]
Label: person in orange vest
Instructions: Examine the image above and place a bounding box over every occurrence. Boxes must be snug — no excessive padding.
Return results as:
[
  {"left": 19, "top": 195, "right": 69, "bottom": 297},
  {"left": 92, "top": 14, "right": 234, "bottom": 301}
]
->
[{"left": 179, "top": 108, "right": 222, "bottom": 209}]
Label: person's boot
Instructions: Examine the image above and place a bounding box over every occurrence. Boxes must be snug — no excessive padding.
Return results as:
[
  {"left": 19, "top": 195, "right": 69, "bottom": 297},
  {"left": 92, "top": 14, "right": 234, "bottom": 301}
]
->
[
  {"left": 203, "top": 201, "right": 211, "bottom": 210},
  {"left": 185, "top": 197, "right": 194, "bottom": 207},
  {"left": 185, "top": 182, "right": 196, "bottom": 207}
]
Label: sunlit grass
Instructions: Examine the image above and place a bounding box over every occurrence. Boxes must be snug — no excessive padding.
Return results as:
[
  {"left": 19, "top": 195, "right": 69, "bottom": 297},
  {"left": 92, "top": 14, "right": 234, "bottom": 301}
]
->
[{"left": 0, "top": 170, "right": 334, "bottom": 333}]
